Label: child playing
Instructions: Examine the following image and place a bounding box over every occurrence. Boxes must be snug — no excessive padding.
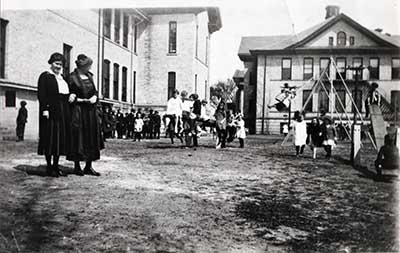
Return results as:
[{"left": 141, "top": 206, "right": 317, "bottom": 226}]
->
[
  {"left": 321, "top": 117, "right": 337, "bottom": 159},
  {"left": 375, "top": 134, "right": 399, "bottom": 176},
  {"left": 293, "top": 111, "right": 307, "bottom": 157},
  {"left": 214, "top": 101, "right": 227, "bottom": 149},
  {"left": 268, "top": 83, "right": 296, "bottom": 111},
  {"left": 235, "top": 113, "right": 246, "bottom": 148},
  {"left": 134, "top": 113, "right": 144, "bottom": 142}
]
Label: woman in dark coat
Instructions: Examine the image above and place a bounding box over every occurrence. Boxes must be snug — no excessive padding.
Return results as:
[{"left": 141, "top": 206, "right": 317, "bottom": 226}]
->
[
  {"left": 214, "top": 101, "right": 227, "bottom": 149},
  {"left": 67, "top": 54, "right": 104, "bottom": 176},
  {"left": 38, "top": 52, "right": 73, "bottom": 176},
  {"left": 307, "top": 118, "right": 323, "bottom": 159}
]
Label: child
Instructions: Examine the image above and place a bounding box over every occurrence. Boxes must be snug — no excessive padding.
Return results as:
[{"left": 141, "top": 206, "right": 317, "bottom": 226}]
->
[
  {"left": 235, "top": 113, "right": 246, "bottom": 148},
  {"left": 375, "top": 134, "right": 399, "bottom": 176},
  {"left": 214, "top": 101, "right": 227, "bottom": 149},
  {"left": 321, "top": 117, "right": 337, "bottom": 159},
  {"left": 134, "top": 113, "right": 144, "bottom": 142},
  {"left": 268, "top": 83, "right": 296, "bottom": 111},
  {"left": 293, "top": 111, "right": 307, "bottom": 157},
  {"left": 307, "top": 118, "right": 323, "bottom": 159}
]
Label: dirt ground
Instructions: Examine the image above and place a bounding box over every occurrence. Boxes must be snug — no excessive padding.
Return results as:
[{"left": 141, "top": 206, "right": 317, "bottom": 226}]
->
[{"left": 0, "top": 135, "right": 398, "bottom": 252}]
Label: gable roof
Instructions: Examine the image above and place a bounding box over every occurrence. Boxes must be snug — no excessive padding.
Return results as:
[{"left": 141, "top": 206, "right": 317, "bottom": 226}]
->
[{"left": 238, "top": 13, "right": 400, "bottom": 60}]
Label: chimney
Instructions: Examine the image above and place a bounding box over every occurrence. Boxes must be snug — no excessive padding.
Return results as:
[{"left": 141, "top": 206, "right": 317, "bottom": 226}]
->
[
  {"left": 325, "top": 5, "right": 340, "bottom": 19},
  {"left": 374, "top": 28, "right": 383, "bottom": 33}
]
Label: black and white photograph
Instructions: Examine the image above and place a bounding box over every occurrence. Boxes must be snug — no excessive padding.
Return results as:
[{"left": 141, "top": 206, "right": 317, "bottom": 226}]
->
[{"left": 0, "top": 0, "right": 399, "bottom": 252}]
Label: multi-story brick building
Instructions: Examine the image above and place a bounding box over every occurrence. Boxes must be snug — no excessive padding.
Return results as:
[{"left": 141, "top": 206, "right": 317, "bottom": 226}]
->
[
  {"left": 0, "top": 7, "right": 221, "bottom": 140},
  {"left": 237, "top": 6, "right": 400, "bottom": 134}
]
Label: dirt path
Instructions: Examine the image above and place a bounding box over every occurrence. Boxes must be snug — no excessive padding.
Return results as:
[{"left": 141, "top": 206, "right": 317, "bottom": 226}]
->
[{"left": 0, "top": 136, "right": 398, "bottom": 252}]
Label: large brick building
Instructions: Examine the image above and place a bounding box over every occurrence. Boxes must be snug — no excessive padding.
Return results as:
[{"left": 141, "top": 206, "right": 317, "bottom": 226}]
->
[
  {"left": 237, "top": 6, "right": 400, "bottom": 134},
  {"left": 0, "top": 7, "right": 222, "bottom": 140}
]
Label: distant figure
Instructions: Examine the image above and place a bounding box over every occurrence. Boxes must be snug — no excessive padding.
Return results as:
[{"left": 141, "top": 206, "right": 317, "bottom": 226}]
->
[
  {"left": 235, "top": 113, "right": 246, "bottom": 148},
  {"left": 214, "top": 101, "right": 227, "bottom": 149},
  {"left": 282, "top": 124, "right": 289, "bottom": 136},
  {"left": 307, "top": 118, "right": 323, "bottom": 159},
  {"left": 16, "top": 100, "right": 28, "bottom": 141},
  {"left": 375, "top": 134, "right": 399, "bottom": 176},
  {"left": 321, "top": 117, "right": 337, "bottom": 159},
  {"left": 293, "top": 111, "right": 307, "bottom": 157},
  {"left": 153, "top": 111, "right": 161, "bottom": 139},
  {"left": 134, "top": 113, "right": 144, "bottom": 142},
  {"left": 365, "top": 82, "right": 381, "bottom": 118}
]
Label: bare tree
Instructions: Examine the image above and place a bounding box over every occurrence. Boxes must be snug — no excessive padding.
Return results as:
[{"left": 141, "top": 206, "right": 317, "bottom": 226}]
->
[{"left": 210, "top": 79, "right": 238, "bottom": 103}]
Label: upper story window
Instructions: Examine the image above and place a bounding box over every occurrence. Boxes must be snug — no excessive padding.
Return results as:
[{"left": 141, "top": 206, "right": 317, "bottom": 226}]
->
[
  {"left": 303, "top": 58, "right": 313, "bottom": 80},
  {"left": 337, "top": 31, "right": 346, "bottom": 46},
  {"left": 168, "top": 72, "right": 176, "bottom": 99},
  {"left": 320, "top": 58, "right": 330, "bottom": 79},
  {"left": 169, "top": 21, "right": 177, "bottom": 53},
  {"left": 102, "top": 59, "right": 110, "bottom": 98},
  {"left": 281, "top": 58, "right": 292, "bottom": 80},
  {"left": 336, "top": 58, "right": 346, "bottom": 80},
  {"left": 349, "top": 36, "right": 355, "bottom": 45},
  {"left": 122, "top": 14, "right": 129, "bottom": 48},
  {"left": 369, "top": 58, "right": 380, "bottom": 80},
  {"left": 0, "top": 18, "right": 8, "bottom": 79},
  {"left": 114, "top": 9, "right": 121, "bottom": 44},
  {"left": 329, "top": 36, "right": 334, "bottom": 46},
  {"left": 133, "top": 23, "right": 138, "bottom": 53},
  {"left": 63, "top": 43, "right": 72, "bottom": 81},
  {"left": 352, "top": 57, "right": 363, "bottom": 80},
  {"left": 392, "top": 58, "right": 400, "bottom": 79},
  {"left": 103, "top": 9, "right": 111, "bottom": 39}
]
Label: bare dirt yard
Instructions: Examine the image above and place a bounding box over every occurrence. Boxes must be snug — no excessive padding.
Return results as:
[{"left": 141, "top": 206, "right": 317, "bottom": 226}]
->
[{"left": 0, "top": 136, "right": 398, "bottom": 252}]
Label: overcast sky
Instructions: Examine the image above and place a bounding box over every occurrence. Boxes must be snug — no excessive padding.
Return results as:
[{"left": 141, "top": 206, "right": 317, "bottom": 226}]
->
[{"left": 2, "top": 0, "right": 399, "bottom": 84}]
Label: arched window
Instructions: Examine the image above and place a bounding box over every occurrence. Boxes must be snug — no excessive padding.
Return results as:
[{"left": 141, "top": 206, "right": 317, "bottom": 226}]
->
[{"left": 337, "top": 31, "right": 346, "bottom": 46}]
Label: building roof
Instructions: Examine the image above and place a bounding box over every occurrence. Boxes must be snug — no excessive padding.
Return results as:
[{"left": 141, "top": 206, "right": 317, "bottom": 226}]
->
[
  {"left": 138, "top": 7, "right": 222, "bottom": 34},
  {"left": 238, "top": 13, "right": 400, "bottom": 60}
]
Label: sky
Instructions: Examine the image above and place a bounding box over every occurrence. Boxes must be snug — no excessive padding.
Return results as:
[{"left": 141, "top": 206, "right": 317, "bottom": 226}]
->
[{"left": 1, "top": 0, "right": 399, "bottom": 84}]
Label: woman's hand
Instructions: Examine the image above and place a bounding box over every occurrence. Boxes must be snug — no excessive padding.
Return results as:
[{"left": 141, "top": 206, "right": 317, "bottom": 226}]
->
[
  {"left": 42, "top": 110, "right": 49, "bottom": 119},
  {"left": 68, "top": 94, "right": 76, "bottom": 103},
  {"left": 88, "top": 95, "right": 97, "bottom": 104}
]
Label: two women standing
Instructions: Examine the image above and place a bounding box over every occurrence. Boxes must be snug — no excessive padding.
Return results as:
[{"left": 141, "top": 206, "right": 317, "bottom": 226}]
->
[{"left": 37, "top": 53, "right": 103, "bottom": 177}]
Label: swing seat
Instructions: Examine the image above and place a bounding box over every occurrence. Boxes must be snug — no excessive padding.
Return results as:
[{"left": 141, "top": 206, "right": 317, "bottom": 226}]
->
[{"left": 276, "top": 102, "right": 289, "bottom": 112}]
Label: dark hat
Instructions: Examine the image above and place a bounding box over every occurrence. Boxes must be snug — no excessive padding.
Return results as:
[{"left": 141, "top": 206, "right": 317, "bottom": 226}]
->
[
  {"left": 48, "top": 52, "right": 65, "bottom": 64},
  {"left": 20, "top": 100, "right": 27, "bottom": 106},
  {"left": 201, "top": 99, "right": 207, "bottom": 104},
  {"left": 75, "top": 54, "right": 93, "bottom": 69},
  {"left": 371, "top": 82, "right": 379, "bottom": 89}
]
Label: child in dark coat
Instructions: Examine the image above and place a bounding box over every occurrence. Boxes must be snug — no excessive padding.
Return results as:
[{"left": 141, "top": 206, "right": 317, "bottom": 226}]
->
[{"left": 375, "top": 134, "right": 399, "bottom": 176}]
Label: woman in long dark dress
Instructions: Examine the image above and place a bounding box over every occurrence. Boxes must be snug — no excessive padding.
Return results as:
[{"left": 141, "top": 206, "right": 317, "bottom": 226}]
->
[
  {"left": 67, "top": 54, "right": 104, "bottom": 176},
  {"left": 38, "top": 53, "right": 73, "bottom": 176}
]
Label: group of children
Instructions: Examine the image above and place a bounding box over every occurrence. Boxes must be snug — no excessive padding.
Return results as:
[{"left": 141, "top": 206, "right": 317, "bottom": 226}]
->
[{"left": 292, "top": 111, "right": 340, "bottom": 159}]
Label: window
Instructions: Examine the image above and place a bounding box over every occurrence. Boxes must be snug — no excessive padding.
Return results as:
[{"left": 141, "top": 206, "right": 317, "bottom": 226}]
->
[
  {"left": 336, "top": 58, "right": 346, "bottom": 80},
  {"left": 132, "top": 71, "right": 136, "bottom": 104},
  {"left": 114, "top": 9, "right": 121, "bottom": 44},
  {"left": 194, "top": 74, "right": 198, "bottom": 93},
  {"left": 392, "top": 58, "right": 400, "bottom": 79},
  {"left": 63, "top": 43, "right": 72, "bottom": 80},
  {"left": 353, "top": 58, "right": 363, "bottom": 80},
  {"left": 369, "top": 58, "right": 380, "bottom": 80},
  {"left": 303, "top": 58, "right": 313, "bottom": 80},
  {"left": 122, "top": 67, "right": 127, "bottom": 102},
  {"left": 281, "top": 58, "right": 292, "bottom": 80},
  {"left": 133, "top": 23, "right": 138, "bottom": 53},
  {"left": 337, "top": 31, "right": 346, "bottom": 46},
  {"left": 319, "top": 58, "right": 330, "bottom": 79},
  {"left": 122, "top": 14, "right": 129, "bottom": 48},
  {"left": 169, "top": 21, "right": 177, "bottom": 53},
  {"left": 349, "top": 36, "right": 355, "bottom": 45},
  {"left": 319, "top": 90, "right": 329, "bottom": 112},
  {"left": 391, "top": 91, "right": 400, "bottom": 114},
  {"left": 167, "top": 72, "right": 176, "bottom": 99},
  {"left": 113, "top": 63, "right": 119, "bottom": 100},
  {"left": 352, "top": 89, "right": 363, "bottom": 113},
  {"left": 335, "top": 90, "right": 346, "bottom": 113},
  {"left": 102, "top": 60, "right": 110, "bottom": 98},
  {"left": 329, "top": 36, "right": 334, "bottom": 46},
  {"left": 302, "top": 90, "right": 313, "bottom": 112},
  {"left": 5, "top": 90, "right": 15, "bottom": 107},
  {"left": 103, "top": 9, "right": 111, "bottom": 39},
  {"left": 0, "top": 19, "right": 8, "bottom": 78}
]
